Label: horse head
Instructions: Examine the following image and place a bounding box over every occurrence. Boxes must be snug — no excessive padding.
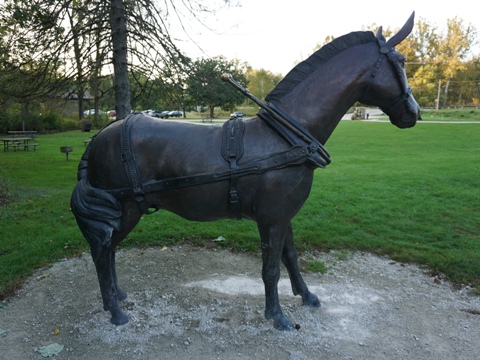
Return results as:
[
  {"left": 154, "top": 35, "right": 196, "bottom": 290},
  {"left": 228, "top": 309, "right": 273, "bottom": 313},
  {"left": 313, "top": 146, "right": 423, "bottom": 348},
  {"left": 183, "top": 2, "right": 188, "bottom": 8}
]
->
[{"left": 360, "top": 12, "right": 421, "bottom": 128}]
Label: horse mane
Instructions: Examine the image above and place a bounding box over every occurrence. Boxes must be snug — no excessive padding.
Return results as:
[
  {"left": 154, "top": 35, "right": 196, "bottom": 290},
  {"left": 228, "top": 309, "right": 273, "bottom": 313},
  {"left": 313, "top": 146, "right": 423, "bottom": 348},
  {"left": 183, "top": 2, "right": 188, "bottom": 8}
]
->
[{"left": 265, "top": 31, "right": 376, "bottom": 103}]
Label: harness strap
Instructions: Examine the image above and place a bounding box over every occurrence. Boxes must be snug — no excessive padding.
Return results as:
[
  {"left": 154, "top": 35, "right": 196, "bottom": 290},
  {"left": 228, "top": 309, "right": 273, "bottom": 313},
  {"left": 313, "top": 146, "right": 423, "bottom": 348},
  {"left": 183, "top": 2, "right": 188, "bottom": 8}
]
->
[
  {"left": 115, "top": 113, "right": 326, "bottom": 217},
  {"left": 107, "top": 144, "right": 312, "bottom": 200},
  {"left": 120, "top": 114, "right": 157, "bottom": 215},
  {"left": 359, "top": 48, "right": 386, "bottom": 102},
  {"left": 258, "top": 107, "right": 330, "bottom": 169},
  {"left": 223, "top": 118, "right": 244, "bottom": 219}
]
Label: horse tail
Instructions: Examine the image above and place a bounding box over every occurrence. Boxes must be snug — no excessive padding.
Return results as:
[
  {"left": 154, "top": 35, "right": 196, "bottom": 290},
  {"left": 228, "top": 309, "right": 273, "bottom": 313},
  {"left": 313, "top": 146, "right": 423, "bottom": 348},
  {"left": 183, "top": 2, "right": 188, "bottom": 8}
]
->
[{"left": 70, "top": 143, "right": 122, "bottom": 262}]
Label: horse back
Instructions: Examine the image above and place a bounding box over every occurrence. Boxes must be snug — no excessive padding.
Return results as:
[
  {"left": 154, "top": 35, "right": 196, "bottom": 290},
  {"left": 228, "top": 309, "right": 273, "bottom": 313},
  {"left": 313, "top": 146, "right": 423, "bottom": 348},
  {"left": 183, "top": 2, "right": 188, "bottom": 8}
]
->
[
  {"left": 87, "top": 116, "right": 224, "bottom": 186},
  {"left": 86, "top": 114, "right": 314, "bottom": 222}
]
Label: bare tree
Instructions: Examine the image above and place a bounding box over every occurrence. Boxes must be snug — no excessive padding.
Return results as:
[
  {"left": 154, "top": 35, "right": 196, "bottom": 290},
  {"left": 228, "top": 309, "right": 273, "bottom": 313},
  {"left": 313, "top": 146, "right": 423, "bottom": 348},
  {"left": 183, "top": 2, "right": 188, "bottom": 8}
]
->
[{"left": 1, "top": 0, "right": 235, "bottom": 122}]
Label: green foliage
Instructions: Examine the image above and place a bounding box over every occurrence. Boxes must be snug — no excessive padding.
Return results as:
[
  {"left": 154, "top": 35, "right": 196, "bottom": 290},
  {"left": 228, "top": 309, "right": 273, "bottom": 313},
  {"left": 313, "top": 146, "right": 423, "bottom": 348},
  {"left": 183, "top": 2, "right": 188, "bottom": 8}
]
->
[
  {"left": 396, "top": 17, "right": 479, "bottom": 107},
  {"left": 245, "top": 69, "right": 279, "bottom": 103},
  {"left": 0, "top": 109, "right": 80, "bottom": 133},
  {"left": 0, "top": 116, "right": 479, "bottom": 298},
  {"left": 186, "top": 56, "right": 248, "bottom": 116},
  {"left": 0, "top": 108, "right": 22, "bottom": 133}
]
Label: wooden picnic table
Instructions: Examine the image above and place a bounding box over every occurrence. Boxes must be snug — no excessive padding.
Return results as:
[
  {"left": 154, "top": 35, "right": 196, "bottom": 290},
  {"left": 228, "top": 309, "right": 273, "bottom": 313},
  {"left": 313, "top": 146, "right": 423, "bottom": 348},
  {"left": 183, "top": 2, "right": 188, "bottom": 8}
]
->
[
  {"left": 1, "top": 137, "right": 39, "bottom": 152},
  {"left": 8, "top": 131, "right": 37, "bottom": 139}
]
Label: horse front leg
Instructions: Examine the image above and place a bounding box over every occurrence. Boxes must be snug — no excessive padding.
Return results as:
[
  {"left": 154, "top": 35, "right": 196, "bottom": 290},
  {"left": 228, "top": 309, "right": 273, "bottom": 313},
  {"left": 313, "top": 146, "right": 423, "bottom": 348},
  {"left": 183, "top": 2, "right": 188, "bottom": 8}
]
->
[
  {"left": 258, "top": 222, "right": 295, "bottom": 330},
  {"left": 94, "top": 246, "right": 129, "bottom": 325},
  {"left": 282, "top": 221, "right": 321, "bottom": 308}
]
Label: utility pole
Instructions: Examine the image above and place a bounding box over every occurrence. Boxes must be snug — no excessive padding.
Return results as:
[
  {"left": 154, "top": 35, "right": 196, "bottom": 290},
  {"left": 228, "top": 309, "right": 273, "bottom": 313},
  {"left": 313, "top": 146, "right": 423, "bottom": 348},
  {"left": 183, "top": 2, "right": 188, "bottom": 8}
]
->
[{"left": 435, "top": 79, "right": 441, "bottom": 115}]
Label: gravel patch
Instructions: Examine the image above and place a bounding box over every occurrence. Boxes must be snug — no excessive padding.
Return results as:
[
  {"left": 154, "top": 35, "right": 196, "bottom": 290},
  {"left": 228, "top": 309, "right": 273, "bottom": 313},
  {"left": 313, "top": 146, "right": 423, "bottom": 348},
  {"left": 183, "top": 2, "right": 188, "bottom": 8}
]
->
[{"left": 1, "top": 244, "right": 479, "bottom": 359}]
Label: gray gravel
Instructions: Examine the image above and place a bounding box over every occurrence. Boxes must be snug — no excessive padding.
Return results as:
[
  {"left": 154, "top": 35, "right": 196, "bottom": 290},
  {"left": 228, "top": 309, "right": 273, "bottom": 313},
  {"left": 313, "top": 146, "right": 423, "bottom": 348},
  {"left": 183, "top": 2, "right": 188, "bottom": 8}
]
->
[{"left": 1, "top": 244, "right": 479, "bottom": 359}]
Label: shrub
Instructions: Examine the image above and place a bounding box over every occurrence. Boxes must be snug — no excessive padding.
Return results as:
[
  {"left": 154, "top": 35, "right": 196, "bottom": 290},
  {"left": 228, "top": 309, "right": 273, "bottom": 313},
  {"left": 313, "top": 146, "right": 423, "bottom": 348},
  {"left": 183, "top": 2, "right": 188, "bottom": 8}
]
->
[
  {"left": 27, "top": 112, "right": 60, "bottom": 131},
  {"left": 58, "top": 117, "right": 81, "bottom": 131},
  {"left": 0, "top": 109, "right": 22, "bottom": 133}
]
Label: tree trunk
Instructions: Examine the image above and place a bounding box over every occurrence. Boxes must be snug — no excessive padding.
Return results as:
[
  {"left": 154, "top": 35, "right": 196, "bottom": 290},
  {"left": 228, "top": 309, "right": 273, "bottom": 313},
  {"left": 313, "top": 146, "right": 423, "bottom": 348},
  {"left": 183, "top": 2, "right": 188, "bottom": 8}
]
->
[
  {"left": 67, "top": 8, "right": 85, "bottom": 120},
  {"left": 78, "top": 92, "right": 85, "bottom": 120},
  {"left": 21, "top": 102, "right": 28, "bottom": 131},
  {"left": 442, "top": 79, "right": 450, "bottom": 108},
  {"left": 110, "top": 0, "right": 131, "bottom": 120},
  {"left": 209, "top": 104, "right": 214, "bottom": 118}
]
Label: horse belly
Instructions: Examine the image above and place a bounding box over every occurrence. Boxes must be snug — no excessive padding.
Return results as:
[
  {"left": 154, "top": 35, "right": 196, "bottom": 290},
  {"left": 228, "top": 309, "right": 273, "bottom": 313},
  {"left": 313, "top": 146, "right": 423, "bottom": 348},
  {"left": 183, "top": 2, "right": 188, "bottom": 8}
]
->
[
  {"left": 151, "top": 181, "right": 233, "bottom": 221},
  {"left": 149, "top": 167, "right": 314, "bottom": 224}
]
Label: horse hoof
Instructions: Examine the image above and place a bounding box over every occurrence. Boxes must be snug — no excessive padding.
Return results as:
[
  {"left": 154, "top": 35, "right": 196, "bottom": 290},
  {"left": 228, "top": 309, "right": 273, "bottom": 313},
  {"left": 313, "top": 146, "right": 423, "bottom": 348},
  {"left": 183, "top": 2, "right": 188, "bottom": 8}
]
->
[
  {"left": 273, "top": 316, "right": 295, "bottom": 331},
  {"left": 110, "top": 310, "right": 129, "bottom": 326},
  {"left": 303, "top": 292, "right": 321, "bottom": 308}
]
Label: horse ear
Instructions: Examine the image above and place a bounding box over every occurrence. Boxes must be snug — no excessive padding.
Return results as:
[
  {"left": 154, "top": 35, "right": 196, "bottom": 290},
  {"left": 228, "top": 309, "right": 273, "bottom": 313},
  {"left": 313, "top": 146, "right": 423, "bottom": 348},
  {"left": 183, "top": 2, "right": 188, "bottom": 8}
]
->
[
  {"left": 385, "top": 11, "right": 415, "bottom": 48},
  {"left": 375, "top": 26, "right": 386, "bottom": 42}
]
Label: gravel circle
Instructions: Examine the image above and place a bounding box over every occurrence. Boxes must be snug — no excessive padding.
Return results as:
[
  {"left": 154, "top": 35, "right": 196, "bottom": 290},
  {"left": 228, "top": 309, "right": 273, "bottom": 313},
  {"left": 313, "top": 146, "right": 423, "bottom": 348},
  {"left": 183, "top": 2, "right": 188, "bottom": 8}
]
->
[{"left": 1, "top": 244, "right": 479, "bottom": 359}]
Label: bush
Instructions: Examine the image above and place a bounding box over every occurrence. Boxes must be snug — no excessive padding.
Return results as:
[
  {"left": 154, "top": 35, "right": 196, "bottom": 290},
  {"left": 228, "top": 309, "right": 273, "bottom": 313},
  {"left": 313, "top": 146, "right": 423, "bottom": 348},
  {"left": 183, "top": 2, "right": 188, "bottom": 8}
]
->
[
  {"left": 58, "top": 117, "right": 81, "bottom": 131},
  {"left": 0, "top": 108, "right": 84, "bottom": 133},
  {"left": 27, "top": 112, "right": 61, "bottom": 131},
  {"left": 0, "top": 109, "right": 22, "bottom": 133}
]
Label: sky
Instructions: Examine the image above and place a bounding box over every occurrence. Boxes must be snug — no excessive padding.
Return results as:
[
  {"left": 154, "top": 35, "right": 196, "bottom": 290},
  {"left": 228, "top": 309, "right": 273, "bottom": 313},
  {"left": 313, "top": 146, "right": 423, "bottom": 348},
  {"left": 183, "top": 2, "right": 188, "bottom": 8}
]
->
[{"left": 173, "top": 0, "right": 479, "bottom": 75}]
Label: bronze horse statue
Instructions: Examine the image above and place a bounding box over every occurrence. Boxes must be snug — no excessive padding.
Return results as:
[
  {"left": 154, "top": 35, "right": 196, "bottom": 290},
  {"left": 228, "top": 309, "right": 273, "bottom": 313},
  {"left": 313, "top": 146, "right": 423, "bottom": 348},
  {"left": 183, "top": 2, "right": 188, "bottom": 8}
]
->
[{"left": 71, "top": 13, "right": 420, "bottom": 330}]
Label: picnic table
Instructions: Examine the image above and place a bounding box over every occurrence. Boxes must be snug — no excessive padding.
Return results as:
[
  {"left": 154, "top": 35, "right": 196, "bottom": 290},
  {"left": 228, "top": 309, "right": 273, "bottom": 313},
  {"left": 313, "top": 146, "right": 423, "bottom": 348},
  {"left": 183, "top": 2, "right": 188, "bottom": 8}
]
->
[
  {"left": 1, "top": 137, "right": 39, "bottom": 152},
  {"left": 8, "top": 131, "right": 37, "bottom": 139}
]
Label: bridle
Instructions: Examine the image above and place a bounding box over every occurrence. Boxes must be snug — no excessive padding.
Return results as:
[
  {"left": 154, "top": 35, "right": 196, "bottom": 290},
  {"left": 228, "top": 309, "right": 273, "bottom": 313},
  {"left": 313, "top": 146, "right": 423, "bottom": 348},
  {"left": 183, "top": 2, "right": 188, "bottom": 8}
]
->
[{"left": 359, "top": 39, "right": 418, "bottom": 121}]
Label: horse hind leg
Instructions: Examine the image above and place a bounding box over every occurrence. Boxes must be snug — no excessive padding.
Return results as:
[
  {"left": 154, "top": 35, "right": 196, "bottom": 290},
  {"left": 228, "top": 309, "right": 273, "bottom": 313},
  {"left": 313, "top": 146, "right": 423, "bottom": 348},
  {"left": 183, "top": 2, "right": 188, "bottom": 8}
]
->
[
  {"left": 94, "top": 207, "right": 142, "bottom": 325},
  {"left": 94, "top": 246, "right": 129, "bottom": 325},
  {"left": 281, "top": 221, "right": 321, "bottom": 308}
]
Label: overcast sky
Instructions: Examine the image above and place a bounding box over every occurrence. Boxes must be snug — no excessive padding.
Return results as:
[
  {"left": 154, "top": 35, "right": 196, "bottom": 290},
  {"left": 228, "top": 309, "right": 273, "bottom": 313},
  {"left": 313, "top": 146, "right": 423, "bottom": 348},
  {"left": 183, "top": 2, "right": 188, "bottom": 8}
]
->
[{"left": 173, "top": 0, "right": 479, "bottom": 75}]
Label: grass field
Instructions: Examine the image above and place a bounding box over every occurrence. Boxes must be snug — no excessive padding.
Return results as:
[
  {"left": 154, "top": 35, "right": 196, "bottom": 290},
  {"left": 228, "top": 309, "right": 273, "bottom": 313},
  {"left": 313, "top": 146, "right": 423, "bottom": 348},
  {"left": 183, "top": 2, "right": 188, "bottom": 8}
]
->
[{"left": 1, "top": 111, "right": 479, "bottom": 298}]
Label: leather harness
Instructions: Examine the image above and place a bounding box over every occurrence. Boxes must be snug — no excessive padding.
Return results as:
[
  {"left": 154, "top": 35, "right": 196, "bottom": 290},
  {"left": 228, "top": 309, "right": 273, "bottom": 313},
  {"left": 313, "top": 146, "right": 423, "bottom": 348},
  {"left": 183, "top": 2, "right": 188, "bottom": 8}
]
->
[{"left": 109, "top": 109, "right": 331, "bottom": 219}]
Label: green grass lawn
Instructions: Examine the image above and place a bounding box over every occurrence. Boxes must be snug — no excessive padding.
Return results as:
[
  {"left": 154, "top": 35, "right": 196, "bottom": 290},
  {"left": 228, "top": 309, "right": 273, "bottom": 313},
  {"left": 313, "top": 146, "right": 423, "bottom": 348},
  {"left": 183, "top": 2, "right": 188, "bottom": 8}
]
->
[{"left": 1, "top": 115, "right": 479, "bottom": 298}]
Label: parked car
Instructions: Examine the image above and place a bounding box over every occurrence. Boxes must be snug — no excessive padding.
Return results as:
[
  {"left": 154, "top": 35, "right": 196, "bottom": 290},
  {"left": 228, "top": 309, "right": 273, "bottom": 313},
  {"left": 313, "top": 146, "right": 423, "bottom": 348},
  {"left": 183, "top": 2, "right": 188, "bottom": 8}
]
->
[
  {"left": 148, "top": 110, "right": 163, "bottom": 118},
  {"left": 106, "top": 110, "right": 116, "bottom": 119},
  {"left": 84, "top": 109, "right": 104, "bottom": 116},
  {"left": 230, "top": 111, "right": 244, "bottom": 119},
  {"left": 159, "top": 111, "right": 171, "bottom": 118},
  {"left": 168, "top": 110, "right": 182, "bottom": 118}
]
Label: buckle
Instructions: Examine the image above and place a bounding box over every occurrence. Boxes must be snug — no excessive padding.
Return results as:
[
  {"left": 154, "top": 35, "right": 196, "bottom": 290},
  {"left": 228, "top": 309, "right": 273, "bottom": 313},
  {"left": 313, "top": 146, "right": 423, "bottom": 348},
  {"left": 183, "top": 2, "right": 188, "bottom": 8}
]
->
[{"left": 229, "top": 188, "right": 238, "bottom": 203}]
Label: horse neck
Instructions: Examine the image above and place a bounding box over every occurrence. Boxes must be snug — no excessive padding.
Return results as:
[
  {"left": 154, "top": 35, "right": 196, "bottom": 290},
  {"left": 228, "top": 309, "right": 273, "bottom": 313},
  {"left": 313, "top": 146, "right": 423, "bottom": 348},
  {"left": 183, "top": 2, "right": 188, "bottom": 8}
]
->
[{"left": 278, "top": 43, "right": 377, "bottom": 144}]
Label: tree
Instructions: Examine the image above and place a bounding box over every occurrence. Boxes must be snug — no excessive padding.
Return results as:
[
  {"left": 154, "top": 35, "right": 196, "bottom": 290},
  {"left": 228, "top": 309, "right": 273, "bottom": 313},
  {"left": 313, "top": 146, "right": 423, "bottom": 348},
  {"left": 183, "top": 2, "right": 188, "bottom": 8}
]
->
[
  {"left": 0, "top": 0, "right": 110, "bottom": 120},
  {"left": 245, "top": 68, "right": 280, "bottom": 104},
  {"left": 186, "top": 56, "right": 247, "bottom": 118},
  {"left": 0, "top": 1, "right": 69, "bottom": 128},
  {"left": 437, "top": 17, "right": 477, "bottom": 106},
  {"left": 0, "top": 0, "right": 234, "bottom": 121},
  {"left": 393, "top": 17, "right": 478, "bottom": 107}
]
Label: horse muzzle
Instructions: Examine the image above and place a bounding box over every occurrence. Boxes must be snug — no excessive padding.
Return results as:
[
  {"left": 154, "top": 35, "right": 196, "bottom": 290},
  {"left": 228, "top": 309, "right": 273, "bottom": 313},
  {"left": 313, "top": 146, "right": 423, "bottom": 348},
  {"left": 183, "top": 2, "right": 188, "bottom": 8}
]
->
[{"left": 383, "top": 91, "right": 421, "bottom": 128}]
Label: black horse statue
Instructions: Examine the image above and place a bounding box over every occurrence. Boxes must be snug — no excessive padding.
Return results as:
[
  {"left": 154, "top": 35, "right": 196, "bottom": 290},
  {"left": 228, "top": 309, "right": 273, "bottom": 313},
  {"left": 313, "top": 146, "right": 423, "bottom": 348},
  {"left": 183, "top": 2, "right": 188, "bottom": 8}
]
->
[{"left": 71, "top": 13, "right": 420, "bottom": 330}]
